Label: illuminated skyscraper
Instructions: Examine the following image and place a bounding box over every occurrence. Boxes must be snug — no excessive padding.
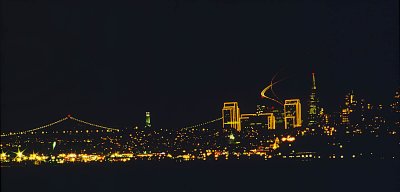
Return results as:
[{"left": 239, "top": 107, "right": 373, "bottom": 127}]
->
[
  {"left": 341, "top": 108, "right": 350, "bottom": 125},
  {"left": 307, "top": 73, "right": 320, "bottom": 127},
  {"left": 284, "top": 99, "right": 302, "bottom": 129},
  {"left": 341, "top": 91, "right": 357, "bottom": 125},
  {"left": 260, "top": 113, "right": 276, "bottom": 130},
  {"left": 256, "top": 104, "right": 267, "bottom": 114},
  {"left": 272, "top": 108, "right": 284, "bottom": 127},
  {"left": 222, "top": 102, "right": 241, "bottom": 132},
  {"left": 256, "top": 104, "right": 282, "bottom": 128},
  {"left": 145, "top": 112, "right": 151, "bottom": 128},
  {"left": 241, "top": 113, "right": 275, "bottom": 130}
]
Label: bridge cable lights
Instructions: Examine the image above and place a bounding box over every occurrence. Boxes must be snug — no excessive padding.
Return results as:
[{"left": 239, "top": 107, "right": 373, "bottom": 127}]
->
[
  {"left": 0, "top": 117, "right": 69, "bottom": 137},
  {"left": 0, "top": 115, "right": 120, "bottom": 137},
  {"left": 180, "top": 117, "right": 223, "bottom": 130},
  {"left": 68, "top": 116, "right": 120, "bottom": 132}
]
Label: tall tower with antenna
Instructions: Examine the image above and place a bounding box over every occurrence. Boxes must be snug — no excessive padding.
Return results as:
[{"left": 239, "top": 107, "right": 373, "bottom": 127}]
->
[{"left": 307, "top": 73, "right": 320, "bottom": 127}]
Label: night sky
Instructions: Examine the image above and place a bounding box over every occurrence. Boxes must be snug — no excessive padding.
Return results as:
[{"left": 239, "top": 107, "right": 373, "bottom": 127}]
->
[{"left": 1, "top": 0, "right": 398, "bottom": 131}]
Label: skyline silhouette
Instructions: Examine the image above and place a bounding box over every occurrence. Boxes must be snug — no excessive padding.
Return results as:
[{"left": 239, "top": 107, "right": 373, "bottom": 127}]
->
[{"left": 2, "top": 0, "right": 398, "bottom": 132}]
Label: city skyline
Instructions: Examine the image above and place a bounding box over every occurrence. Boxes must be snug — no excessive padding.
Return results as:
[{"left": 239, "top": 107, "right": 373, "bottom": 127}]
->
[
  {"left": 1, "top": 79, "right": 398, "bottom": 162},
  {"left": 2, "top": 64, "right": 398, "bottom": 160},
  {"left": 2, "top": 1, "right": 399, "bottom": 191},
  {"left": 1, "top": 0, "right": 398, "bottom": 132},
  {"left": 0, "top": 71, "right": 397, "bottom": 132},
  {"left": 1, "top": 74, "right": 398, "bottom": 135}
]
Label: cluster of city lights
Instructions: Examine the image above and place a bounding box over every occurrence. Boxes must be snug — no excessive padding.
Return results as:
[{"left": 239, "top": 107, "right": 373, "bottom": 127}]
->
[
  {"left": 0, "top": 80, "right": 398, "bottom": 166},
  {"left": 281, "top": 135, "right": 295, "bottom": 142}
]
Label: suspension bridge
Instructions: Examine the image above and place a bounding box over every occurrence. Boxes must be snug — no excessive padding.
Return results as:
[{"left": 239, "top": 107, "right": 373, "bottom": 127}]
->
[{"left": 0, "top": 115, "right": 223, "bottom": 137}]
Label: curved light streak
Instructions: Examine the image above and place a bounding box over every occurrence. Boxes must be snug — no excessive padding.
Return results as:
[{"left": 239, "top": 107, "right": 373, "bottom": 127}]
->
[
  {"left": 260, "top": 74, "right": 287, "bottom": 106},
  {"left": 270, "top": 72, "right": 282, "bottom": 103}
]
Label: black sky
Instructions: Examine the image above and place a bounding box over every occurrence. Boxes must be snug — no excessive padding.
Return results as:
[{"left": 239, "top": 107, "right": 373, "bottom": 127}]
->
[{"left": 1, "top": 0, "right": 398, "bottom": 131}]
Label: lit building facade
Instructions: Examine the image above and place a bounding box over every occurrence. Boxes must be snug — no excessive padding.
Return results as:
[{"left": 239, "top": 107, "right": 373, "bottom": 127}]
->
[
  {"left": 307, "top": 73, "right": 321, "bottom": 127},
  {"left": 260, "top": 113, "right": 276, "bottom": 130},
  {"left": 145, "top": 112, "right": 151, "bottom": 128},
  {"left": 256, "top": 104, "right": 282, "bottom": 128},
  {"left": 256, "top": 105, "right": 268, "bottom": 114},
  {"left": 241, "top": 113, "right": 275, "bottom": 130},
  {"left": 272, "top": 108, "right": 284, "bottom": 127},
  {"left": 341, "top": 108, "right": 350, "bottom": 125},
  {"left": 222, "top": 102, "right": 241, "bottom": 132},
  {"left": 284, "top": 99, "right": 302, "bottom": 129},
  {"left": 341, "top": 91, "right": 357, "bottom": 126}
]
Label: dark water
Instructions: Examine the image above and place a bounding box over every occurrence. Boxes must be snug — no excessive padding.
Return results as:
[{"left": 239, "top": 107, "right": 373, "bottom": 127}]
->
[{"left": 2, "top": 160, "right": 399, "bottom": 192}]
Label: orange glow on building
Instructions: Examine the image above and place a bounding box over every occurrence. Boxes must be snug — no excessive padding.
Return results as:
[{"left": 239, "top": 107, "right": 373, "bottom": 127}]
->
[
  {"left": 284, "top": 99, "right": 302, "bottom": 129},
  {"left": 241, "top": 112, "right": 276, "bottom": 130},
  {"left": 222, "top": 102, "right": 241, "bottom": 132}
]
